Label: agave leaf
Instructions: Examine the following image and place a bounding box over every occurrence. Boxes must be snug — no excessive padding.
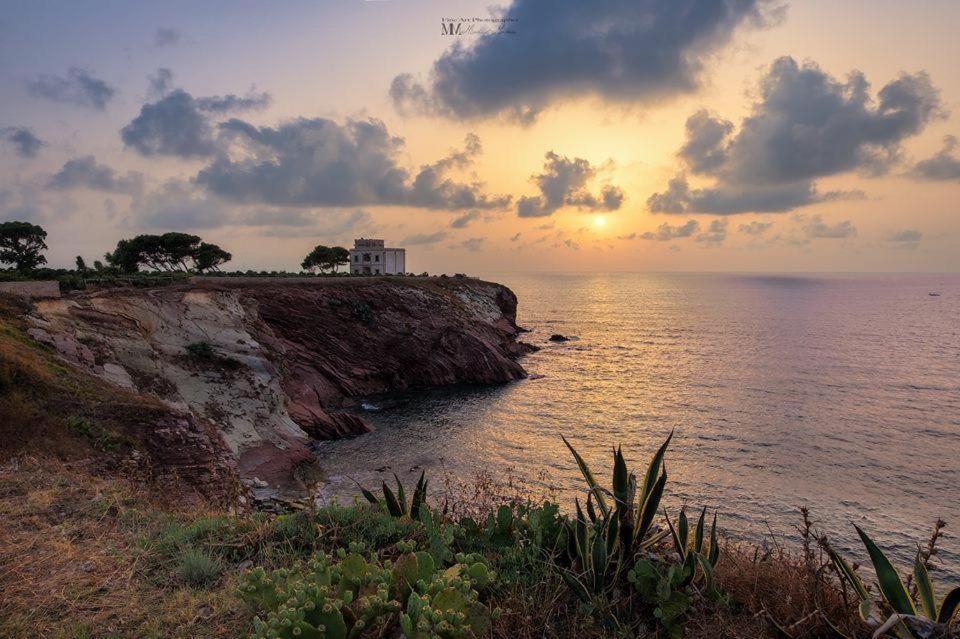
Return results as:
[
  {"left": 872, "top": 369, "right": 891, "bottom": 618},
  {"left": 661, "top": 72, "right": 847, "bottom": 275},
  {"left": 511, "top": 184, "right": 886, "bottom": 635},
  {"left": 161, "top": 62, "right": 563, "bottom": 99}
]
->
[
  {"left": 938, "top": 587, "right": 960, "bottom": 624},
  {"left": 606, "top": 513, "right": 619, "bottom": 558},
  {"left": 694, "top": 506, "right": 706, "bottom": 555},
  {"left": 708, "top": 512, "right": 720, "bottom": 567},
  {"left": 640, "top": 430, "right": 673, "bottom": 502},
  {"left": 562, "top": 569, "right": 592, "bottom": 603},
  {"left": 825, "top": 545, "right": 871, "bottom": 602},
  {"left": 681, "top": 550, "right": 698, "bottom": 588},
  {"left": 353, "top": 479, "right": 380, "bottom": 505},
  {"left": 394, "top": 474, "right": 408, "bottom": 516},
  {"left": 613, "top": 446, "right": 629, "bottom": 506},
  {"left": 913, "top": 551, "right": 937, "bottom": 620},
  {"left": 562, "top": 435, "right": 609, "bottom": 517},
  {"left": 665, "top": 509, "right": 684, "bottom": 559},
  {"left": 697, "top": 553, "right": 715, "bottom": 595},
  {"left": 586, "top": 492, "right": 598, "bottom": 524},
  {"left": 410, "top": 471, "right": 428, "bottom": 519},
  {"left": 591, "top": 524, "right": 608, "bottom": 593},
  {"left": 854, "top": 525, "right": 916, "bottom": 616},
  {"left": 635, "top": 470, "right": 667, "bottom": 542},
  {"left": 382, "top": 481, "right": 403, "bottom": 517},
  {"left": 678, "top": 508, "right": 689, "bottom": 553}
]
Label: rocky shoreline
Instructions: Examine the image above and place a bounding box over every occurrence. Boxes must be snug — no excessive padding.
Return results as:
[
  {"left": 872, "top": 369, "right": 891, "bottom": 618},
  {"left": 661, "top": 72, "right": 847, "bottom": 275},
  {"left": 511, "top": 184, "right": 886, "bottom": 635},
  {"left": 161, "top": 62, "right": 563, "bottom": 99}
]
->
[{"left": 22, "top": 276, "right": 534, "bottom": 494}]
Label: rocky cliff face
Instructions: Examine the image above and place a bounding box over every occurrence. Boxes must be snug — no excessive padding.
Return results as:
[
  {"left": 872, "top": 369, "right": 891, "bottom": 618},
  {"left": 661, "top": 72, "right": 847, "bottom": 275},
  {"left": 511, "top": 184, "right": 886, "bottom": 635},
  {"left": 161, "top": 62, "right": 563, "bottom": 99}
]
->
[{"left": 25, "top": 277, "right": 530, "bottom": 492}]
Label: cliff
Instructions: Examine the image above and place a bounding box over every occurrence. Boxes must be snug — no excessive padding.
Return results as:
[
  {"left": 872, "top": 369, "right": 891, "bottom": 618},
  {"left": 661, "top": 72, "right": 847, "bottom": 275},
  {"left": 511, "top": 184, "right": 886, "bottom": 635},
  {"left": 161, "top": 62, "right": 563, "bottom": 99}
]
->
[{"left": 17, "top": 276, "right": 531, "bottom": 494}]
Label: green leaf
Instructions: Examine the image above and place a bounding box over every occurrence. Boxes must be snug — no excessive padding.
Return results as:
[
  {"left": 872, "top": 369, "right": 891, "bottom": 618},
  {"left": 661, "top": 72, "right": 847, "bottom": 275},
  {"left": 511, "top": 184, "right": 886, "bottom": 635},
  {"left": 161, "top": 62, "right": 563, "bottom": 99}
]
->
[
  {"left": 694, "top": 506, "right": 706, "bottom": 555},
  {"left": 613, "top": 446, "right": 629, "bottom": 506},
  {"left": 382, "top": 481, "right": 403, "bottom": 517},
  {"left": 394, "top": 473, "right": 408, "bottom": 516},
  {"left": 854, "top": 525, "right": 916, "bottom": 616},
  {"left": 708, "top": 511, "right": 720, "bottom": 567},
  {"left": 562, "top": 569, "right": 592, "bottom": 603},
  {"left": 678, "top": 509, "right": 689, "bottom": 554},
  {"left": 410, "top": 471, "right": 428, "bottom": 519},
  {"left": 666, "top": 510, "right": 684, "bottom": 559},
  {"left": 641, "top": 430, "right": 673, "bottom": 502},
  {"left": 825, "top": 544, "right": 870, "bottom": 603},
  {"left": 636, "top": 470, "right": 667, "bottom": 541},
  {"left": 938, "top": 587, "right": 960, "bottom": 624},
  {"left": 697, "top": 553, "right": 715, "bottom": 595},
  {"left": 353, "top": 479, "right": 379, "bottom": 505},
  {"left": 913, "top": 551, "right": 937, "bottom": 619},
  {"left": 562, "top": 434, "right": 609, "bottom": 517}
]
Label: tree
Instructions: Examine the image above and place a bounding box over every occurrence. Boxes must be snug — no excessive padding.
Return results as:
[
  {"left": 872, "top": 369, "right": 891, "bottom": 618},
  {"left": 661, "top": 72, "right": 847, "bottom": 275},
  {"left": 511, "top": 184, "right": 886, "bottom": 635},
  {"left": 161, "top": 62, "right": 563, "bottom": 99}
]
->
[
  {"left": 105, "top": 233, "right": 231, "bottom": 273},
  {"left": 75, "top": 256, "right": 87, "bottom": 272},
  {"left": 193, "top": 242, "right": 231, "bottom": 272},
  {"left": 302, "top": 245, "right": 350, "bottom": 273},
  {"left": 0, "top": 221, "right": 48, "bottom": 271}
]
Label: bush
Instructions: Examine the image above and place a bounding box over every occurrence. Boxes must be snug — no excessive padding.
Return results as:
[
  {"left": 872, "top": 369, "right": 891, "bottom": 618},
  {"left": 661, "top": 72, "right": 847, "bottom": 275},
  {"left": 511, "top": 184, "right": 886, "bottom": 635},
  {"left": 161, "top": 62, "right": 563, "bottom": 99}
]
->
[
  {"left": 185, "top": 341, "right": 215, "bottom": 360},
  {"left": 177, "top": 548, "right": 223, "bottom": 587}
]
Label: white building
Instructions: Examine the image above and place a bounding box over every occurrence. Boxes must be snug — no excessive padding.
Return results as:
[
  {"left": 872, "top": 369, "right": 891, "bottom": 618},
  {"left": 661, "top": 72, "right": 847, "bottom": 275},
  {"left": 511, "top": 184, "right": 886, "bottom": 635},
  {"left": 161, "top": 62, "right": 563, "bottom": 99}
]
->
[{"left": 348, "top": 238, "right": 406, "bottom": 275}]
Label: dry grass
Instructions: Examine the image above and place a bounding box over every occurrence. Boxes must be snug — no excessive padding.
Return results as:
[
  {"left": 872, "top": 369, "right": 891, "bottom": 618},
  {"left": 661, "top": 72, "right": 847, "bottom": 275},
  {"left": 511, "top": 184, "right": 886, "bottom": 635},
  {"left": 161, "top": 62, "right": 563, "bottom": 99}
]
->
[{"left": 0, "top": 459, "right": 249, "bottom": 639}]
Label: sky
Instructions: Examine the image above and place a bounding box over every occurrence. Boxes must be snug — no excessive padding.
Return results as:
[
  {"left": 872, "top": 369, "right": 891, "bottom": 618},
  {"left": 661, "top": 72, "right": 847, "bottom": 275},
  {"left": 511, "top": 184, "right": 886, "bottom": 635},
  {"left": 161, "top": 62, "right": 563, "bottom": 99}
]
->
[{"left": 1, "top": 0, "right": 959, "bottom": 274}]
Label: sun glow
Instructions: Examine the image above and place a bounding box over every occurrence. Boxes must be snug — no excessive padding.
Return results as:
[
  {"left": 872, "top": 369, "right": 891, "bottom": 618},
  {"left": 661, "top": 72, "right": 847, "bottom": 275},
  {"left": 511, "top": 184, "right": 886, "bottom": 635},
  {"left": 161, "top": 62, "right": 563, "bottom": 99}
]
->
[{"left": 594, "top": 216, "right": 607, "bottom": 229}]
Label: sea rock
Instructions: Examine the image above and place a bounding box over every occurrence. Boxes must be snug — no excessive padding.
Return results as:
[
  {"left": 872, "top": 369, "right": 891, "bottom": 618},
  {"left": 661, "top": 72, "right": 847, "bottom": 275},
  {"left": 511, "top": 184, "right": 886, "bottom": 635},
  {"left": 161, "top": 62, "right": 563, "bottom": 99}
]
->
[
  {"left": 26, "top": 276, "right": 531, "bottom": 490},
  {"left": 549, "top": 334, "right": 570, "bottom": 342}
]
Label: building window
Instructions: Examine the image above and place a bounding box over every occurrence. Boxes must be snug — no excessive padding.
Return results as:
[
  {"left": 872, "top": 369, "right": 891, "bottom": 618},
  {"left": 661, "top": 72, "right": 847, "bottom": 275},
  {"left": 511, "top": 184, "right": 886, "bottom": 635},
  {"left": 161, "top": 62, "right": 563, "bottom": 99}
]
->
[
  {"left": 354, "top": 255, "right": 359, "bottom": 262},
  {"left": 363, "top": 253, "right": 370, "bottom": 262},
  {"left": 375, "top": 255, "right": 380, "bottom": 262},
  {"left": 375, "top": 269, "right": 380, "bottom": 274}
]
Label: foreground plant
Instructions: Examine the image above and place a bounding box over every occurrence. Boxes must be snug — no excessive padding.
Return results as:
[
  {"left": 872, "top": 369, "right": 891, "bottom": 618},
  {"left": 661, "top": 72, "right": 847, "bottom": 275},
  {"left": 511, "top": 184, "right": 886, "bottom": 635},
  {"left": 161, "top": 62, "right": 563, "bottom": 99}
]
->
[
  {"left": 828, "top": 525, "right": 959, "bottom": 638},
  {"left": 357, "top": 471, "right": 428, "bottom": 519}
]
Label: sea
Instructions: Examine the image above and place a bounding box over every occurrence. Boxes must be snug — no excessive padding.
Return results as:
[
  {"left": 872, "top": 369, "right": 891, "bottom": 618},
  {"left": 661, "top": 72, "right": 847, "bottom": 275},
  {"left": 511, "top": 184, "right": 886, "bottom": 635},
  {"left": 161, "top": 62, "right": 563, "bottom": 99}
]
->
[{"left": 314, "top": 272, "right": 960, "bottom": 581}]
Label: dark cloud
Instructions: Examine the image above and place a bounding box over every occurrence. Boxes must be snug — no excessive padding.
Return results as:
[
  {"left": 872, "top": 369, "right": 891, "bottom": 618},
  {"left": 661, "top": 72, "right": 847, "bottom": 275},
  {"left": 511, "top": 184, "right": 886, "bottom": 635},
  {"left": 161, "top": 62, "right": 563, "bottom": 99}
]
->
[
  {"left": 153, "top": 27, "right": 181, "bottom": 48},
  {"left": 121, "top": 86, "right": 271, "bottom": 157},
  {"left": 695, "top": 219, "right": 728, "bottom": 244},
  {"left": 48, "top": 156, "right": 143, "bottom": 194},
  {"left": 2, "top": 127, "right": 44, "bottom": 158},
  {"left": 403, "top": 231, "right": 449, "bottom": 245},
  {"left": 516, "top": 151, "right": 624, "bottom": 217},
  {"left": 450, "top": 210, "right": 481, "bottom": 228},
  {"left": 641, "top": 219, "right": 699, "bottom": 241},
  {"left": 738, "top": 220, "right": 773, "bottom": 235},
  {"left": 912, "top": 135, "right": 960, "bottom": 182},
  {"left": 799, "top": 214, "right": 857, "bottom": 239},
  {"left": 888, "top": 229, "right": 922, "bottom": 242},
  {"left": 148, "top": 68, "right": 174, "bottom": 98},
  {"left": 256, "top": 209, "right": 373, "bottom": 237},
  {"left": 649, "top": 57, "right": 943, "bottom": 214},
  {"left": 391, "top": 0, "right": 779, "bottom": 123},
  {"left": 121, "top": 90, "right": 217, "bottom": 157},
  {"left": 198, "top": 122, "right": 508, "bottom": 210},
  {"left": 26, "top": 67, "right": 115, "bottom": 109}
]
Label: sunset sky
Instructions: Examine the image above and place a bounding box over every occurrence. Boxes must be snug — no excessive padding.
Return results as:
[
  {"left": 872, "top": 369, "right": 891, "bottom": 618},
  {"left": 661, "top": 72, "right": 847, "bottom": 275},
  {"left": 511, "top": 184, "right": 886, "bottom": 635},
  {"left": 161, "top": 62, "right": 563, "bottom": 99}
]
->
[{"left": 2, "top": 0, "right": 959, "bottom": 273}]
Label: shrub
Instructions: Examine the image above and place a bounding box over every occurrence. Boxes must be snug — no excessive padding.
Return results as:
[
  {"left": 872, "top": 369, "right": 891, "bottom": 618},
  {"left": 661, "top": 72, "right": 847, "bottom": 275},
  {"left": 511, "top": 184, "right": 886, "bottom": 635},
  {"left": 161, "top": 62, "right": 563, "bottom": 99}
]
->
[
  {"left": 177, "top": 548, "right": 223, "bottom": 587},
  {"left": 185, "top": 341, "right": 215, "bottom": 360}
]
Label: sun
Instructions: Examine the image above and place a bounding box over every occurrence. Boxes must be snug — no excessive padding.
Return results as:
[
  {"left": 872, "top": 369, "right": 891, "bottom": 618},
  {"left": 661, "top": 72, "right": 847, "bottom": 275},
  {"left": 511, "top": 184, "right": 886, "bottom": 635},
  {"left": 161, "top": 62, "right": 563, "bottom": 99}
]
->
[{"left": 593, "top": 216, "right": 607, "bottom": 229}]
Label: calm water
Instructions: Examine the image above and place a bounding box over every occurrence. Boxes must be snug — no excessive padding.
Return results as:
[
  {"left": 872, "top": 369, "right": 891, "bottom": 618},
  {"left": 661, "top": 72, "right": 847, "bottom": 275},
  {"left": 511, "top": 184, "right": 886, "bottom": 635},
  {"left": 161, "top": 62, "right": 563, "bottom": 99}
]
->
[{"left": 315, "top": 273, "right": 960, "bottom": 580}]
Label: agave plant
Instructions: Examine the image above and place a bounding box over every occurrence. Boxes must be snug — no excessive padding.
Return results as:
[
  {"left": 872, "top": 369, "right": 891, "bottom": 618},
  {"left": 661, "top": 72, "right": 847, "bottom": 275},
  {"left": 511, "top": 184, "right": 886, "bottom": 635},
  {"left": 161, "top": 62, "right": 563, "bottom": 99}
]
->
[
  {"left": 562, "top": 497, "right": 621, "bottom": 604},
  {"left": 357, "top": 471, "right": 428, "bottom": 519},
  {"left": 562, "top": 431, "right": 672, "bottom": 560},
  {"left": 665, "top": 506, "right": 720, "bottom": 592},
  {"left": 827, "top": 525, "right": 960, "bottom": 638}
]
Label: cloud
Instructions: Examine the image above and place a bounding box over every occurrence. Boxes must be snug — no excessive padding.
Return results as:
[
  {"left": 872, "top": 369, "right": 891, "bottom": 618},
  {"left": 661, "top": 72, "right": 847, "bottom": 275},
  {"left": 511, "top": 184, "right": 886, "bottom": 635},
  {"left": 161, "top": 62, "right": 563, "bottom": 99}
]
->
[
  {"left": 402, "top": 231, "right": 449, "bottom": 245},
  {"left": 888, "top": 229, "right": 922, "bottom": 242},
  {"left": 641, "top": 219, "right": 699, "bottom": 241},
  {"left": 649, "top": 57, "right": 943, "bottom": 214},
  {"left": 695, "top": 218, "right": 728, "bottom": 244},
  {"left": 121, "top": 86, "right": 271, "bottom": 157},
  {"left": 617, "top": 232, "right": 637, "bottom": 240},
  {"left": 450, "top": 210, "right": 481, "bottom": 228},
  {"left": 256, "top": 209, "right": 373, "bottom": 238},
  {"left": 739, "top": 220, "right": 773, "bottom": 236},
  {"left": 912, "top": 135, "right": 960, "bottom": 181},
  {"left": 153, "top": 27, "right": 180, "bottom": 48},
  {"left": 2, "top": 127, "right": 44, "bottom": 158},
  {"left": 460, "top": 237, "right": 486, "bottom": 251},
  {"left": 198, "top": 122, "right": 508, "bottom": 210},
  {"left": 26, "top": 67, "right": 115, "bottom": 109},
  {"left": 391, "top": 0, "right": 779, "bottom": 123},
  {"left": 48, "top": 156, "right": 143, "bottom": 194},
  {"left": 798, "top": 214, "right": 857, "bottom": 239},
  {"left": 148, "top": 68, "right": 174, "bottom": 98},
  {"left": 516, "top": 151, "right": 624, "bottom": 217},
  {"left": 133, "top": 181, "right": 233, "bottom": 230},
  {"left": 510, "top": 232, "right": 521, "bottom": 242}
]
